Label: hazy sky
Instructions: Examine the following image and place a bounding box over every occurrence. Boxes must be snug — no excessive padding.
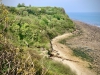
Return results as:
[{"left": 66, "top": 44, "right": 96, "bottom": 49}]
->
[{"left": 2, "top": 0, "right": 100, "bottom": 12}]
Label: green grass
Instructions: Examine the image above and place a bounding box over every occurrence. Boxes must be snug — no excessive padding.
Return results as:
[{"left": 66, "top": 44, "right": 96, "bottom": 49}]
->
[
  {"left": 72, "top": 47, "right": 93, "bottom": 62},
  {"left": 43, "top": 58, "right": 77, "bottom": 75}
]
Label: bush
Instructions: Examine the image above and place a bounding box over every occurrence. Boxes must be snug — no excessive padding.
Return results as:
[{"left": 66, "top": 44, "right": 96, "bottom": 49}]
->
[
  {"left": 8, "top": 7, "right": 17, "bottom": 14},
  {"left": 23, "top": 11, "right": 28, "bottom": 16}
]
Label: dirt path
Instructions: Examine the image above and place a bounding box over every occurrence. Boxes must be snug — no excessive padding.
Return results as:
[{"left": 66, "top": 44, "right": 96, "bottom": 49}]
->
[{"left": 51, "top": 33, "right": 96, "bottom": 75}]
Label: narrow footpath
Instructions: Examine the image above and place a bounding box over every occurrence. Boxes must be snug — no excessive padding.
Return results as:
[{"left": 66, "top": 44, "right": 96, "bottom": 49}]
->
[{"left": 51, "top": 33, "right": 96, "bottom": 75}]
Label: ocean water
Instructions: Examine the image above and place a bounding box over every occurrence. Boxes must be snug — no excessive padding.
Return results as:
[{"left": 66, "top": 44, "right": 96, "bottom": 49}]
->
[{"left": 67, "top": 12, "right": 100, "bottom": 26}]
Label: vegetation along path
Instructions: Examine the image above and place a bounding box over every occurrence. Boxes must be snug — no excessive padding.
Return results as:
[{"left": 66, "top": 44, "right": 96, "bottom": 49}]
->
[{"left": 51, "top": 33, "right": 96, "bottom": 75}]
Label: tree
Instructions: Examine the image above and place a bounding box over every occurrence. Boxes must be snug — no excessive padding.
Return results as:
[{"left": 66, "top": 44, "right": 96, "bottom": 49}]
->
[
  {"left": 17, "top": 3, "right": 25, "bottom": 7},
  {"left": 9, "top": 7, "right": 16, "bottom": 14},
  {"left": 22, "top": 3, "right": 25, "bottom": 7},
  {"left": 17, "top": 3, "right": 21, "bottom": 7},
  {"left": 29, "top": 4, "right": 31, "bottom": 7}
]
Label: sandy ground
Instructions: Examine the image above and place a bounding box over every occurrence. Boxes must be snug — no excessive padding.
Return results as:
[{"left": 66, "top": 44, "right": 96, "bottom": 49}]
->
[{"left": 51, "top": 33, "right": 96, "bottom": 75}]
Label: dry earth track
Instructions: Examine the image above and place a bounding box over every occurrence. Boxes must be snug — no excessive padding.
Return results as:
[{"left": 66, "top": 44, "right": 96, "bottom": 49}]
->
[{"left": 51, "top": 33, "right": 96, "bottom": 75}]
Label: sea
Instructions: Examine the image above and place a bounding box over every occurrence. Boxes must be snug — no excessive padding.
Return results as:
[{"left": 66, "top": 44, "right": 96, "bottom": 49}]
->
[{"left": 67, "top": 12, "right": 100, "bottom": 27}]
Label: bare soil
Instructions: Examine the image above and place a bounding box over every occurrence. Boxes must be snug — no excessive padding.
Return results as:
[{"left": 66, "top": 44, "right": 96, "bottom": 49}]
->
[{"left": 65, "top": 20, "right": 100, "bottom": 75}]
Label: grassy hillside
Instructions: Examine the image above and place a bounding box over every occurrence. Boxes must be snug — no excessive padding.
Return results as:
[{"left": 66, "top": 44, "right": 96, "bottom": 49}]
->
[
  {"left": 6, "top": 6, "right": 75, "bottom": 47},
  {"left": 0, "top": 3, "right": 76, "bottom": 75}
]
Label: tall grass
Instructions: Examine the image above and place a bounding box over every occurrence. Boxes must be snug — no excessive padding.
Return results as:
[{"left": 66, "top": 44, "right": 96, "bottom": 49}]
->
[{"left": 42, "top": 58, "right": 77, "bottom": 75}]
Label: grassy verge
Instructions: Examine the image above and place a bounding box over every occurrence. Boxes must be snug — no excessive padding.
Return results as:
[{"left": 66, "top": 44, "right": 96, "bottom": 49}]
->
[
  {"left": 18, "top": 48, "right": 77, "bottom": 75},
  {"left": 71, "top": 47, "right": 93, "bottom": 62},
  {"left": 42, "top": 58, "right": 77, "bottom": 75}
]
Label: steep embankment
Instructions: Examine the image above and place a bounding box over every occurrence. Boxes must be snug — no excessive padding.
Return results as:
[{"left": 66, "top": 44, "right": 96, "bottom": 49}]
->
[
  {"left": 66, "top": 20, "right": 100, "bottom": 74},
  {"left": 51, "top": 33, "right": 96, "bottom": 75}
]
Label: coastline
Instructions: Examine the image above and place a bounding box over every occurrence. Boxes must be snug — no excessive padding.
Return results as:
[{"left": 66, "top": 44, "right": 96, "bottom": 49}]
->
[
  {"left": 66, "top": 20, "right": 100, "bottom": 74},
  {"left": 67, "top": 12, "right": 100, "bottom": 27},
  {"left": 72, "top": 19, "right": 100, "bottom": 28}
]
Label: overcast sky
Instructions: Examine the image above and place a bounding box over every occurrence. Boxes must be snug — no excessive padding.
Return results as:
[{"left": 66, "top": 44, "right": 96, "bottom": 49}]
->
[{"left": 2, "top": 0, "right": 100, "bottom": 12}]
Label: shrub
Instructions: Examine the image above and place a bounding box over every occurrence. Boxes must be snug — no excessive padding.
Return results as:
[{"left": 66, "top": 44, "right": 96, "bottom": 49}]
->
[{"left": 23, "top": 11, "right": 28, "bottom": 16}]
